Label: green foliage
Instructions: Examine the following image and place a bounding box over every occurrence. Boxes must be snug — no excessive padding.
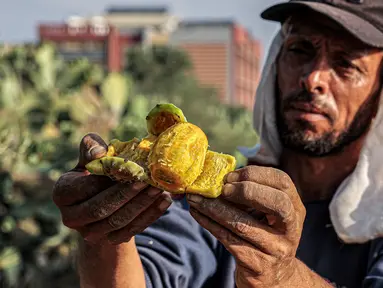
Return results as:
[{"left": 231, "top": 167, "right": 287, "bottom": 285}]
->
[
  {"left": 0, "top": 170, "right": 80, "bottom": 288},
  {"left": 0, "top": 43, "right": 114, "bottom": 287},
  {"left": 0, "top": 42, "right": 258, "bottom": 287},
  {"left": 125, "top": 45, "right": 192, "bottom": 95}
]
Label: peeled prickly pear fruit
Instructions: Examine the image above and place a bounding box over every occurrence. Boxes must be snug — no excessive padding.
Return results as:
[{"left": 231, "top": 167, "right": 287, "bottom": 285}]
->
[
  {"left": 186, "top": 151, "right": 237, "bottom": 198},
  {"left": 107, "top": 138, "right": 141, "bottom": 158},
  {"left": 86, "top": 157, "right": 148, "bottom": 183},
  {"left": 146, "top": 103, "right": 187, "bottom": 136},
  {"left": 128, "top": 135, "right": 157, "bottom": 170},
  {"left": 85, "top": 102, "right": 238, "bottom": 198},
  {"left": 148, "top": 122, "right": 208, "bottom": 193}
]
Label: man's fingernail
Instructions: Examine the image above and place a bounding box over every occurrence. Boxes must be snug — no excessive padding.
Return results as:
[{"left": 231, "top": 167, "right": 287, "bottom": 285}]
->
[
  {"left": 222, "top": 183, "right": 236, "bottom": 196},
  {"left": 225, "top": 172, "right": 239, "bottom": 183},
  {"left": 159, "top": 196, "right": 173, "bottom": 209},
  {"left": 187, "top": 194, "right": 203, "bottom": 203},
  {"left": 89, "top": 145, "right": 106, "bottom": 159},
  {"left": 162, "top": 191, "right": 184, "bottom": 200}
]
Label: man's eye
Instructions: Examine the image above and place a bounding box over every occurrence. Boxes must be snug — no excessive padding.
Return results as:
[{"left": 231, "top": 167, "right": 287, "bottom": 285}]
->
[
  {"left": 287, "top": 45, "right": 310, "bottom": 55},
  {"left": 337, "top": 59, "right": 353, "bottom": 68},
  {"left": 335, "top": 59, "right": 361, "bottom": 72}
]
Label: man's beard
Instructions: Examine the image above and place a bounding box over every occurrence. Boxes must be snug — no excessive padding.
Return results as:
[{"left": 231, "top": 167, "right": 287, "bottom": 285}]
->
[{"left": 276, "top": 90, "right": 378, "bottom": 157}]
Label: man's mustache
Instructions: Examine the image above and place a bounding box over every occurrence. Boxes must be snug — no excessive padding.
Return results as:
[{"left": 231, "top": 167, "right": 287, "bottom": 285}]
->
[{"left": 281, "top": 90, "right": 338, "bottom": 123}]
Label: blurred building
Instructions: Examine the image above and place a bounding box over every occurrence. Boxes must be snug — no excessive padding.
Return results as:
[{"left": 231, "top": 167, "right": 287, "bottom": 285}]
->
[
  {"left": 103, "top": 6, "right": 179, "bottom": 46},
  {"left": 38, "top": 7, "right": 178, "bottom": 72},
  {"left": 170, "top": 20, "right": 261, "bottom": 109},
  {"left": 38, "top": 7, "right": 261, "bottom": 110}
]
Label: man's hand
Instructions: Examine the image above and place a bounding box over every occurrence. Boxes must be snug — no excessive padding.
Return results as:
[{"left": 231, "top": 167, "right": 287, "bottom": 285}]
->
[
  {"left": 186, "top": 165, "right": 308, "bottom": 287},
  {"left": 53, "top": 133, "right": 172, "bottom": 245}
]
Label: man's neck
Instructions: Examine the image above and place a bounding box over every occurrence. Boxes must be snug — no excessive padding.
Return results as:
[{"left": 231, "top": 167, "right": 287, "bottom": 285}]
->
[{"left": 279, "top": 139, "right": 365, "bottom": 203}]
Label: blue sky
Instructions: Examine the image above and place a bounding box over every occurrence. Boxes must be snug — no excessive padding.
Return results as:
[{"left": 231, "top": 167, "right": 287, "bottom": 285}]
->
[{"left": 1, "top": 0, "right": 284, "bottom": 55}]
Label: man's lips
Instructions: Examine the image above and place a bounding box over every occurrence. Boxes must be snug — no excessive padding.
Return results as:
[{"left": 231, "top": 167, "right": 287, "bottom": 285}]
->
[
  {"left": 288, "top": 103, "right": 330, "bottom": 119},
  {"left": 285, "top": 102, "right": 332, "bottom": 122}
]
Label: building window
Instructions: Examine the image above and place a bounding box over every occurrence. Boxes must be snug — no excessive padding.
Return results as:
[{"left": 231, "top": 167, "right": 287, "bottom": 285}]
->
[
  {"left": 83, "top": 41, "right": 105, "bottom": 52},
  {"left": 91, "top": 25, "right": 110, "bottom": 36},
  {"left": 60, "top": 41, "right": 84, "bottom": 52}
]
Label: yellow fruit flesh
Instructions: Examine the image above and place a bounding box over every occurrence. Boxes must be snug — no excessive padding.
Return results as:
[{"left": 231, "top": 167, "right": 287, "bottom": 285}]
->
[
  {"left": 150, "top": 112, "right": 182, "bottom": 136},
  {"left": 129, "top": 135, "right": 157, "bottom": 169},
  {"left": 148, "top": 123, "right": 208, "bottom": 193},
  {"left": 186, "top": 151, "right": 237, "bottom": 198},
  {"left": 107, "top": 138, "right": 141, "bottom": 158}
]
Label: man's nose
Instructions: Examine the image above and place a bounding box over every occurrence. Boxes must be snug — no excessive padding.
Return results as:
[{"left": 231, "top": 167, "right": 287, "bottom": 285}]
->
[{"left": 300, "top": 56, "right": 331, "bottom": 95}]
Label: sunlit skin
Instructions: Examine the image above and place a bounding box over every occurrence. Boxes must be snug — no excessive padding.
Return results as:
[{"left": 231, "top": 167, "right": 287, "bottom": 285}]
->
[
  {"left": 277, "top": 15, "right": 383, "bottom": 153},
  {"left": 277, "top": 14, "right": 383, "bottom": 202}
]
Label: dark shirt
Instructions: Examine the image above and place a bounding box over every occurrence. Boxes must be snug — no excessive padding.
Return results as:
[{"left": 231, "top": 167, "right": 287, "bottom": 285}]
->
[{"left": 135, "top": 199, "right": 383, "bottom": 288}]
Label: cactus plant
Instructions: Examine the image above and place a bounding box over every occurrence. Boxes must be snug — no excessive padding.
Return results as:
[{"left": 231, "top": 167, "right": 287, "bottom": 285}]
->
[{"left": 0, "top": 43, "right": 258, "bottom": 287}]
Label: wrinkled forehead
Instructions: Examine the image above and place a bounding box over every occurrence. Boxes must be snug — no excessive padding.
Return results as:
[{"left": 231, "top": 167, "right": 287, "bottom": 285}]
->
[{"left": 281, "top": 14, "right": 375, "bottom": 53}]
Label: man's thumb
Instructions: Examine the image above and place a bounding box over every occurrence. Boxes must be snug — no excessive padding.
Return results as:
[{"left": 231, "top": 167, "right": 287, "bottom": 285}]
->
[{"left": 75, "top": 133, "right": 108, "bottom": 171}]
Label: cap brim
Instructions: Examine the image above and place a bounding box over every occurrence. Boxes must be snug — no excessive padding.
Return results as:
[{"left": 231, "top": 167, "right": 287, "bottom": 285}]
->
[{"left": 261, "top": 1, "right": 383, "bottom": 48}]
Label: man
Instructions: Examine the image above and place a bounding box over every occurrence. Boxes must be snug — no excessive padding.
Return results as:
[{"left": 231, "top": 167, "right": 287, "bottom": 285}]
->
[{"left": 52, "top": 1, "right": 383, "bottom": 287}]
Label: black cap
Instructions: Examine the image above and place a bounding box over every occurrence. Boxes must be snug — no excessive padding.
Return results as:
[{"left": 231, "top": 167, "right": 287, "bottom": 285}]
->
[{"left": 261, "top": 0, "right": 383, "bottom": 48}]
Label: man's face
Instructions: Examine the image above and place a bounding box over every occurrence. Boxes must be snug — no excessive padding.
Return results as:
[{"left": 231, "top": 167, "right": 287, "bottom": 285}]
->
[{"left": 277, "top": 14, "right": 383, "bottom": 156}]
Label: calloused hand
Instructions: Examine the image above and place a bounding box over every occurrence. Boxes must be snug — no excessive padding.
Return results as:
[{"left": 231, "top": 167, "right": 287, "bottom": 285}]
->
[
  {"left": 187, "top": 165, "right": 306, "bottom": 288},
  {"left": 52, "top": 133, "right": 173, "bottom": 245}
]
